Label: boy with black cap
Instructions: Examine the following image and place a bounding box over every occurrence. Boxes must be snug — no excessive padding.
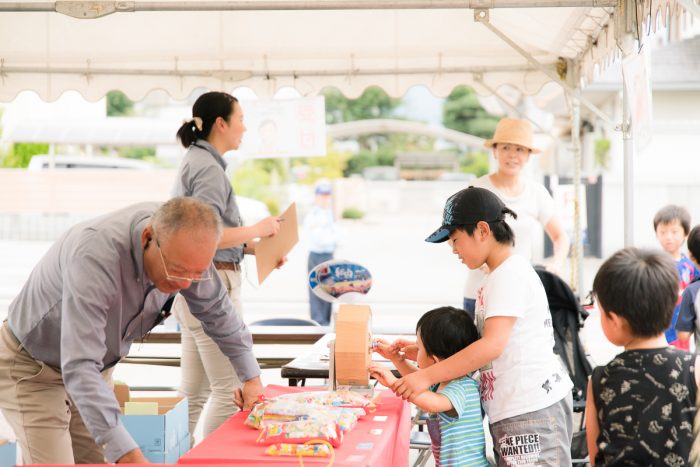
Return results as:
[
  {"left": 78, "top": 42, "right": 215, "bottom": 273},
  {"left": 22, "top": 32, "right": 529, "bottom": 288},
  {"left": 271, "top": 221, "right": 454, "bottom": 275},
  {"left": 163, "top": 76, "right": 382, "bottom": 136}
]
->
[{"left": 391, "top": 186, "right": 573, "bottom": 466}]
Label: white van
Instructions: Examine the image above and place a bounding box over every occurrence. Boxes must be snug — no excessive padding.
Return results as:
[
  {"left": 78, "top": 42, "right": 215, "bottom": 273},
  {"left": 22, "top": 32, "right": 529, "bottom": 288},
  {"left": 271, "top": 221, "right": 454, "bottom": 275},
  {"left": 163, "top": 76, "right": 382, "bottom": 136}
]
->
[
  {"left": 25, "top": 154, "right": 271, "bottom": 223},
  {"left": 28, "top": 155, "right": 155, "bottom": 171}
]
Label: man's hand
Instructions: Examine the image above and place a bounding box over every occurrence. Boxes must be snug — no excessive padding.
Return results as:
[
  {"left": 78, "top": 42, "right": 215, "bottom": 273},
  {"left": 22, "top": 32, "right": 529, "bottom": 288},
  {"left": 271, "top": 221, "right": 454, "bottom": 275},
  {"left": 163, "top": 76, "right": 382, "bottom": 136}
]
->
[
  {"left": 235, "top": 376, "right": 264, "bottom": 411},
  {"left": 254, "top": 216, "right": 281, "bottom": 238},
  {"left": 117, "top": 447, "right": 149, "bottom": 463},
  {"left": 368, "top": 363, "right": 397, "bottom": 388},
  {"left": 391, "top": 370, "right": 431, "bottom": 401}
]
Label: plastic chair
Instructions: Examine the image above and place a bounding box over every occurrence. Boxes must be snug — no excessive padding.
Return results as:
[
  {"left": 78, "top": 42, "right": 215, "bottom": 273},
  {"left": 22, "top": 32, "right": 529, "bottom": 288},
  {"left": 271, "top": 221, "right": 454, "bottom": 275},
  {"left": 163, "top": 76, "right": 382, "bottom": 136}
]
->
[
  {"left": 249, "top": 318, "right": 321, "bottom": 326},
  {"left": 412, "top": 408, "right": 429, "bottom": 432},
  {"left": 409, "top": 430, "right": 432, "bottom": 467}
]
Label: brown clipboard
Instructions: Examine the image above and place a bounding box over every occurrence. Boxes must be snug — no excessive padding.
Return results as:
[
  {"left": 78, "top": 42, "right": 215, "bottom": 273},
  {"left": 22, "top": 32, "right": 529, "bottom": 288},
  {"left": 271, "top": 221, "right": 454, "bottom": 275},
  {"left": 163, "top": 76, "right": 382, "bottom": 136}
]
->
[{"left": 255, "top": 202, "right": 298, "bottom": 284}]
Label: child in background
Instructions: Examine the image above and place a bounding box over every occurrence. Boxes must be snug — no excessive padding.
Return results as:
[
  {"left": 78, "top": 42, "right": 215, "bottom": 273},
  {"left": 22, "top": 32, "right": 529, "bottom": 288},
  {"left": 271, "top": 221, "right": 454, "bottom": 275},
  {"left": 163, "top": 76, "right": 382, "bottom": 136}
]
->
[
  {"left": 653, "top": 205, "right": 700, "bottom": 349},
  {"left": 303, "top": 180, "right": 341, "bottom": 325},
  {"left": 391, "top": 187, "right": 573, "bottom": 466},
  {"left": 585, "top": 247, "right": 699, "bottom": 464},
  {"left": 676, "top": 225, "right": 700, "bottom": 349},
  {"left": 369, "top": 306, "right": 489, "bottom": 467}
]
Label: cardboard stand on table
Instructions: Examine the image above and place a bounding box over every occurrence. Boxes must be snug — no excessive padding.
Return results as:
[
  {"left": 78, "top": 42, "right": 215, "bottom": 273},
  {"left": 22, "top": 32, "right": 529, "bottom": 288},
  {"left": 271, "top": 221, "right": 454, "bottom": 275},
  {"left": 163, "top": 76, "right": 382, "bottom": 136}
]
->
[{"left": 329, "top": 304, "right": 373, "bottom": 395}]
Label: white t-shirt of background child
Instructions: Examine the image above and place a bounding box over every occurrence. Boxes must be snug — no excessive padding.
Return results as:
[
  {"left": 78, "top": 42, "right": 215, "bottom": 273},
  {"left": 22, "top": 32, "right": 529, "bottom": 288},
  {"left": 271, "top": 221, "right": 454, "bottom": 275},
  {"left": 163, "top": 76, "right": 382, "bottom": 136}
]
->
[
  {"left": 475, "top": 254, "right": 572, "bottom": 423},
  {"left": 464, "top": 176, "right": 555, "bottom": 299}
]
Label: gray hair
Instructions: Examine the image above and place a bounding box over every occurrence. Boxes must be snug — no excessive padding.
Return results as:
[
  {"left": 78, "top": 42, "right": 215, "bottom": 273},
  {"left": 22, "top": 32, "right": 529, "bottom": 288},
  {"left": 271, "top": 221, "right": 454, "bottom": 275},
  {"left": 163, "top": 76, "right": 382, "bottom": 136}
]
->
[{"left": 151, "top": 197, "right": 223, "bottom": 241}]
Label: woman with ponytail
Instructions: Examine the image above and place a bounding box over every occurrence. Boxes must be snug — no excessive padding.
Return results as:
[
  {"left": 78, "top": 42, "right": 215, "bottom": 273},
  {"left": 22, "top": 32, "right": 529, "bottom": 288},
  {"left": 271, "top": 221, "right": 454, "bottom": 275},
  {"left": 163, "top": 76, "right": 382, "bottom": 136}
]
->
[{"left": 171, "top": 91, "right": 282, "bottom": 444}]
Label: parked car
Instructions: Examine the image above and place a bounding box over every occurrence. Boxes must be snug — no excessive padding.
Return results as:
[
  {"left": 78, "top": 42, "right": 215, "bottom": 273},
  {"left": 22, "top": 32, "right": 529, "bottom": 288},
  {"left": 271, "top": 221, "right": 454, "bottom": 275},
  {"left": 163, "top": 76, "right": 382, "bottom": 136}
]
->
[
  {"left": 26, "top": 154, "right": 271, "bottom": 224},
  {"left": 28, "top": 155, "right": 156, "bottom": 170}
]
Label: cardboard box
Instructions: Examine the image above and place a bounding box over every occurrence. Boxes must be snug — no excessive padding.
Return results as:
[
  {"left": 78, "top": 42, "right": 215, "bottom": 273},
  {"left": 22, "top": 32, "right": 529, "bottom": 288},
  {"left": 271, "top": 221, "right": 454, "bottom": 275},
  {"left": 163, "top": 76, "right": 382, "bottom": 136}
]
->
[
  {"left": 334, "top": 304, "right": 372, "bottom": 386},
  {"left": 121, "top": 397, "right": 188, "bottom": 453},
  {"left": 143, "top": 432, "right": 190, "bottom": 463},
  {"left": 114, "top": 384, "right": 188, "bottom": 453},
  {"left": 0, "top": 440, "right": 16, "bottom": 467},
  {"left": 113, "top": 382, "right": 130, "bottom": 407}
]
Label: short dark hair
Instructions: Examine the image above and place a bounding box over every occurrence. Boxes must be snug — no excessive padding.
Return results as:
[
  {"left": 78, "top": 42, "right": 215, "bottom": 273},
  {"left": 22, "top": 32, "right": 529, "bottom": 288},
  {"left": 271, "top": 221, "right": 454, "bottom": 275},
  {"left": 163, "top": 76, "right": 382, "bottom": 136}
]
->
[
  {"left": 687, "top": 225, "right": 700, "bottom": 262},
  {"left": 593, "top": 247, "right": 678, "bottom": 338},
  {"left": 416, "top": 306, "right": 479, "bottom": 360},
  {"left": 653, "top": 205, "right": 691, "bottom": 235},
  {"left": 176, "top": 91, "right": 238, "bottom": 148},
  {"left": 448, "top": 209, "right": 517, "bottom": 247}
]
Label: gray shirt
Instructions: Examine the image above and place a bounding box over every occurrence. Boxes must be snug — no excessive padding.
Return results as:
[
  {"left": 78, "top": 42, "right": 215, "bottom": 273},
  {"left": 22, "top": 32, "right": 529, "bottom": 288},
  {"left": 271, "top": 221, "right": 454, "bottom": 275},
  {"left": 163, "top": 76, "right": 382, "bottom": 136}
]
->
[
  {"left": 171, "top": 140, "right": 244, "bottom": 263},
  {"left": 7, "top": 202, "right": 260, "bottom": 462}
]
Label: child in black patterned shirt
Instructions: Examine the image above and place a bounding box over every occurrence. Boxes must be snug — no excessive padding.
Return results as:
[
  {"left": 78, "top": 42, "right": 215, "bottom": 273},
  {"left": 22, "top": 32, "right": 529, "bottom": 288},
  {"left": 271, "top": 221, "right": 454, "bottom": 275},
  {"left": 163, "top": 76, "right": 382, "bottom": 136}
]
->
[{"left": 586, "top": 247, "right": 700, "bottom": 465}]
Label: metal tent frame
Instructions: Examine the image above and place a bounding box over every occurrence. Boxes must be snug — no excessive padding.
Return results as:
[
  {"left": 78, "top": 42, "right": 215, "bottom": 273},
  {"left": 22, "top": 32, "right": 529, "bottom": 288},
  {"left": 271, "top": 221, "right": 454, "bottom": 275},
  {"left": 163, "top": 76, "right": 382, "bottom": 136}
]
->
[{"left": 1, "top": 0, "right": 697, "bottom": 291}]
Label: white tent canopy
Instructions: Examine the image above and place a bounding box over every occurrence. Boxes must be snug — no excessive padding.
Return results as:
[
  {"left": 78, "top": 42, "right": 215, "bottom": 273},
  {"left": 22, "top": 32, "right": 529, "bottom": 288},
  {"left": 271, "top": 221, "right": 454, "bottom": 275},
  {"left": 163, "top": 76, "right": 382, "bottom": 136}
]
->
[
  {"left": 1, "top": 1, "right": 693, "bottom": 102},
  {"left": 0, "top": 0, "right": 647, "bottom": 102},
  {"left": 0, "top": 0, "right": 697, "bottom": 288}
]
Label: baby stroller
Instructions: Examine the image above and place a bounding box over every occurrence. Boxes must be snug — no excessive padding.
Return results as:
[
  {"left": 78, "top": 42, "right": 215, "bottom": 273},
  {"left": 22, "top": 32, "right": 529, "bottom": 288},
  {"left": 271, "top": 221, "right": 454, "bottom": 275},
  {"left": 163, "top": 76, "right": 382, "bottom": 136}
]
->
[{"left": 535, "top": 266, "right": 592, "bottom": 464}]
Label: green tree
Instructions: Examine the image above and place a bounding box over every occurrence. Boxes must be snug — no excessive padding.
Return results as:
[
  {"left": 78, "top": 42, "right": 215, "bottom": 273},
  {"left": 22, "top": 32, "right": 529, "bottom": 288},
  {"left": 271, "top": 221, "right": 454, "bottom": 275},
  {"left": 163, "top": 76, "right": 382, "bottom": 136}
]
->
[
  {"left": 106, "top": 90, "right": 134, "bottom": 117},
  {"left": 323, "top": 87, "right": 402, "bottom": 153},
  {"left": 253, "top": 158, "right": 289, "bottom": 183},
  {"left": 442, "top": 85, "right": 500, "bottom": 139},
  {"left": 294, "top": 145, "right": 350, "bottom": 183},
  {"left": 118, "top": 146, "right": 156, "bottom": 161},
  {"left": 231, "top": 160, "right": 288, "bottom": 215},
  {"left": 323, "top": 87, "right": 400, "bottom": 124},
  {"left": 1, "top": 143, "right": 49, "bottom": 168},
  {"left": 459, "top": 151, "right": 490, "bottom": 177}
]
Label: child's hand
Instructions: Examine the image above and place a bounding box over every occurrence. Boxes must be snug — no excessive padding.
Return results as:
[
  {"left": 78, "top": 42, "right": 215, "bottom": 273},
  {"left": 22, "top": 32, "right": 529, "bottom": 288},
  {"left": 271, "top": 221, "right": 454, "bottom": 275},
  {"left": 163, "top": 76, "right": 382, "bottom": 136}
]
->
[
  {"left": 372, "top": 338, "right": 403, "bottom": 361},
  {"left": 390, "top": 338, "right": 418, "bottom": 362},
  {"left": 368, "top": 363, "right": 397, "bottom": 387},
  {"left": 391, "top": 371, "right": 431, "bottom": 401}
]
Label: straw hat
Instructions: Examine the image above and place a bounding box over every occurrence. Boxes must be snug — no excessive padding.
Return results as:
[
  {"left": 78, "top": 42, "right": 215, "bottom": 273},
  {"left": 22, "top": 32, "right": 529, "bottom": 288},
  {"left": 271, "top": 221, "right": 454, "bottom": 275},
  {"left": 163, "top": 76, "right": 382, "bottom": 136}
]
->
[{"left": 484, "top": 118, "right": 540, "bottom": 153}]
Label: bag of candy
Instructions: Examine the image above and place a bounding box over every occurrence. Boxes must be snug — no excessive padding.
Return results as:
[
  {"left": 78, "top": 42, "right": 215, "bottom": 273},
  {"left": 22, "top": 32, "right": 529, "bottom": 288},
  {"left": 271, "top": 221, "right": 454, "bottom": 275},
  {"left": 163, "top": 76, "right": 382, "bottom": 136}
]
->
[
  {"left": 265, "top": 442, "right": 331, "bottom": 457},
  {"left": 257, "top": 419, "right": 343, "bottom": 448},
  {"left": 245, "top": 398, "right": 363, "bottom": 432},
  {"left": 275, "top": 389, "right": 375, "bottom": 413}
]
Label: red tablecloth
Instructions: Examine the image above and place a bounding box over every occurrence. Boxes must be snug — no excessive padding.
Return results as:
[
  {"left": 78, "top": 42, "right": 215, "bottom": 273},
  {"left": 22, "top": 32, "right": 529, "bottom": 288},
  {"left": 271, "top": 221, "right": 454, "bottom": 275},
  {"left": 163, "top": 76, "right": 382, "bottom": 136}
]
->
[{"left": 178, "top": 385, "right": 411, "bottom": 466}]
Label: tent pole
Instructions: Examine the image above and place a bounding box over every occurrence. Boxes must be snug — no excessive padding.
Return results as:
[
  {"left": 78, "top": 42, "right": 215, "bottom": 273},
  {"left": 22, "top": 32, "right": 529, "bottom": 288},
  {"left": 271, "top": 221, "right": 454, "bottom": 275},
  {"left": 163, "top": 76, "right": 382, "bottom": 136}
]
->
[
  {"left": 569, "top": 92, "right": 585, "bottom": 295},
  {"left": 0, "top": 1, "right": 620, "bottom": 17},
  {"left": 48, "top": 143, "right": 55, "bottom": 170},
  {"left": 616, "top": 0, "right": 636, "bottom": 248},
  {"left": 474, "top": 9, "right": 616, "bottom": 128},
  {"left": 473, "top": 75, "right": 550, "bottom": 133},
  {"left": 621, "top": 65, "right": 634, "bottom": 247}
]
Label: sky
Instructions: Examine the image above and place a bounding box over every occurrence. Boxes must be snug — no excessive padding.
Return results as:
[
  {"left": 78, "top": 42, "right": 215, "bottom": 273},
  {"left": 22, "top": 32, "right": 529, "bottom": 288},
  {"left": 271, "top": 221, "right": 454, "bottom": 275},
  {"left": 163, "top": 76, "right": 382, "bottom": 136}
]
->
[{"left": 393, "top": 86, "right": 445, "bottom": 126}]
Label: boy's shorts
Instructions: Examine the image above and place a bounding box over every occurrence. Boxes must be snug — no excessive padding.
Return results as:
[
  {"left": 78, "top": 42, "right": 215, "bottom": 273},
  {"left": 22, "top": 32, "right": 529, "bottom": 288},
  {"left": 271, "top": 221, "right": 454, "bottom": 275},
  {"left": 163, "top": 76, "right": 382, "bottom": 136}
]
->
[{"left": 489, "top": 394, "right": 573, "bottom": 466}]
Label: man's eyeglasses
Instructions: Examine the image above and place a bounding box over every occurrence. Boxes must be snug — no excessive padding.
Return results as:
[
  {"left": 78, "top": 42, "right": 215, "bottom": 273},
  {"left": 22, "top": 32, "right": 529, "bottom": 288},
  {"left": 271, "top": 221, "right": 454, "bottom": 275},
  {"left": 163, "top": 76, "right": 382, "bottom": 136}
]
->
[{"left": 155, "top": 235, "right": 211, "bottom": 283}]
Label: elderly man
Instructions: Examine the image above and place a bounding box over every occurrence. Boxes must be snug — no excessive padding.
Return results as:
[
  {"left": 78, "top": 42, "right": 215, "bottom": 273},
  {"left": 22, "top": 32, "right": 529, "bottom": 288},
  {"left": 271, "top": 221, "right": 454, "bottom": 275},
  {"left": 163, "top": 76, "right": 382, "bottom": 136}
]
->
[{"left": 0, "top": 197, "right": 263, "bottom": 464}]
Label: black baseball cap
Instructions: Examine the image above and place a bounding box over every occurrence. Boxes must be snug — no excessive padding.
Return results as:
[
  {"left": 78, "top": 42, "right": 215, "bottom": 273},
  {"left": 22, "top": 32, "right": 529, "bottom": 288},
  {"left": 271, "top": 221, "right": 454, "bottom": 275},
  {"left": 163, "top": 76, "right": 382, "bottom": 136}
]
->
[{"left": 425, "top": 186, "right": 507, "bottom": 243}]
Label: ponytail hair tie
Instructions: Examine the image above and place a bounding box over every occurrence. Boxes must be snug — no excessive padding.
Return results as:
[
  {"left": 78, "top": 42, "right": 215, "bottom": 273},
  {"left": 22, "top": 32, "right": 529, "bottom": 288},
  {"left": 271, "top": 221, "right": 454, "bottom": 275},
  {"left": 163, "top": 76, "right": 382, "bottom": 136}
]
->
[
  {"left": 193, "top": 117, "right": 203, "bottom": 132},
  {"left": 183, "top": 117, "right": 204, "bottom": 132}
]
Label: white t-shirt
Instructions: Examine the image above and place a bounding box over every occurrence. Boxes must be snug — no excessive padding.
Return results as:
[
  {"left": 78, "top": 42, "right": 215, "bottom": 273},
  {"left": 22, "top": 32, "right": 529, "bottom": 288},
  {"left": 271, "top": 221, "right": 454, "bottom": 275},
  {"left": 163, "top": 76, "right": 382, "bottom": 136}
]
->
[
  {"left": 464, "top": 176, "right": 555, "bottom": 299},
  {"left": 475, "top": 254, "right": 572, "bottom": 423}
]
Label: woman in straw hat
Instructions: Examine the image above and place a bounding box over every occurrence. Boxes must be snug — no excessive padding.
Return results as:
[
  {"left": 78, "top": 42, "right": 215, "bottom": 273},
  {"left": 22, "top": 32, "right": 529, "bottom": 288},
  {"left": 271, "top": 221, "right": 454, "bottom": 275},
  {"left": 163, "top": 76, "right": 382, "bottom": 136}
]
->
[{"left": 462, "top": 118, "right": 570, "bottom": 319}]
